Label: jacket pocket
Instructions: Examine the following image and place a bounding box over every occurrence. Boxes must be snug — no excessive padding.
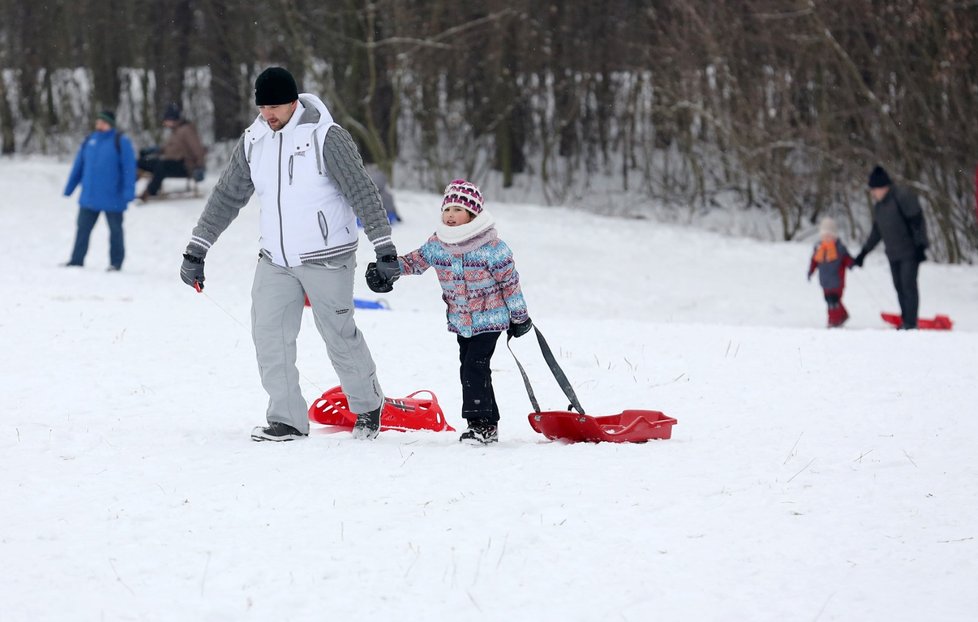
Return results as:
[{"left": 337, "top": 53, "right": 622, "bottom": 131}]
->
[{"left": 318, "top": 211, "right": 329, "bottom": 245}]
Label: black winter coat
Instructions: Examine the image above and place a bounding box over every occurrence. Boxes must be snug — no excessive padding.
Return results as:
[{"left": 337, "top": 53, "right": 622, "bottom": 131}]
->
[{"left": 859, "top": 185, "right": 928, "bottom": 262}]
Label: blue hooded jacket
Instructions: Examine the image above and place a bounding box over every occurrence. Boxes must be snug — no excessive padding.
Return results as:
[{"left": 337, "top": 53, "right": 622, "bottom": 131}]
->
[{"left": 64, "top": 129, "right": 137, "bottom": 212}]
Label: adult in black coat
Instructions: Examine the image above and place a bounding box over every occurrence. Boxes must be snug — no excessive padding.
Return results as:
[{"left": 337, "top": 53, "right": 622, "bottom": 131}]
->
[{"left": 852, "top": 165, "right": 929, "bottom": 329}]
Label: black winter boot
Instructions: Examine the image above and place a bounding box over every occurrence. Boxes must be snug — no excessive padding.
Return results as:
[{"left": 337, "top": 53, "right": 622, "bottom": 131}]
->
[
  {"left": 352, "top": 406, "right": 382, "bottom": 440},
  {"left": 251, "top": 421, "right": 307, "bottom": 442},
  {"left": 459, "top": 420, "right": 498, "bottom": 445}
]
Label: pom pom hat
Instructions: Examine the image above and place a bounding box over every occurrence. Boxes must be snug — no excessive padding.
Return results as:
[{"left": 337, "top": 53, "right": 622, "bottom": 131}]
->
[
  {"left": 441, "top": 179, "right": 484, "bottom": 216},
  {"left": 818, "top": 216, "right": 838, "bottom": 237}
]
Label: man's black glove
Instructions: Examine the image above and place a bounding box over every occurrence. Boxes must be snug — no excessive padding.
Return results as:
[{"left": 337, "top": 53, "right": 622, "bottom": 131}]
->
[
  {"left": 192, "top": 167, "right": 205, "bottom": 182},
  {"left": 365, "top": 255, "right": 399, "bottom": 293},
  {"left": 852, "top": 252, "right": 865, "bottom": 268},
  {"left": 915, "top": 247, "right": 927, "bottom": 263},
  {"left": 374, "top": 254, "right": 400, "bottom": 285},
  {"left": 365, "top": 262, "right": 393, "bottom": 293},
  {"left": 507, "top": 318, "right": 533, "bottom": 339},
  {"left": 181, "top": 253, "right": 205, "bottom": 291}
]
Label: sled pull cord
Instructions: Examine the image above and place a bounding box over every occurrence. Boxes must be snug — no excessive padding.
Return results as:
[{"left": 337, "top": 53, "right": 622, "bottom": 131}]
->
[{"left": 507, "top": 325, "right": 586, "bottom": 415}]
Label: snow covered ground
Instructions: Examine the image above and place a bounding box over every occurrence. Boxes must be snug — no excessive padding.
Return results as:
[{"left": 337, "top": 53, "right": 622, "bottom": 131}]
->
[{"left": 1, "top": 157, "right": 977, "bottom": 621}]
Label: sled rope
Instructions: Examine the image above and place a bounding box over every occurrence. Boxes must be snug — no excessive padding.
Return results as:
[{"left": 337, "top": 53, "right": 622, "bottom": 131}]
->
[
  {"left": 197, "top": 289, "right": 325, "bottom": 393},
  {"left": 507, "top": 325, "right": 585, "bottom": 415}
]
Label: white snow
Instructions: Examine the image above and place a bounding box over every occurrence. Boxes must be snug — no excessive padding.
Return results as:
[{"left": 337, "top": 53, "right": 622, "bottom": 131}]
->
[{"left": 1, "top": 157, "right": 977, "bottom": 621}]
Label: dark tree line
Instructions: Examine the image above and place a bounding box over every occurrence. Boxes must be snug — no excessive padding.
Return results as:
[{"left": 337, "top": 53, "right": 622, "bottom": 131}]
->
[{"left": 1, "top": 0, "right": 976, "bottom": 260}]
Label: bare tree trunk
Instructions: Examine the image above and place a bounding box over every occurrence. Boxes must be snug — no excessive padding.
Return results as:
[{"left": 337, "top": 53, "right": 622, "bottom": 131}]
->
[{"left": 0, "top": 75, "right": 14, "bottom": 154}]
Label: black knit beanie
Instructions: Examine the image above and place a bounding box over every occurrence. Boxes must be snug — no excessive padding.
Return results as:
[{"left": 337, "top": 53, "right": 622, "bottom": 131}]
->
[
  {"left": 163, "top": 102, "right": 181, "bottom": 121},
  {"left": 97, "top": 110, "right": 116, "bottom": 126},
  {"left": 255, "top": 67, "right": 298, "bottom": 106},
  {"left": 868, "top": 165, "right": 892, "bottom": 188}
]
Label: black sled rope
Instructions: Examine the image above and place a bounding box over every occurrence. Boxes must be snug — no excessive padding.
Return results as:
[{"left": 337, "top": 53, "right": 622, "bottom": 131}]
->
[{"left": 506, "top": 325, "right": 585, "bottom": 415}]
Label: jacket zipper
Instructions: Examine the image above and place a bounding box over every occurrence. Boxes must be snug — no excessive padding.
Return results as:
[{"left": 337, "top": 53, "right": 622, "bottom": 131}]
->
[{"left": 276, "top": 133, "right": 288, "bottom": 267}]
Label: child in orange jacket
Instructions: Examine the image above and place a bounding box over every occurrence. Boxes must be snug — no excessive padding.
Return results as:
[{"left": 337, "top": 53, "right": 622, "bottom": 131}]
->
[{"left": 808, "top": 217, "right": 855, "bottom": 327}]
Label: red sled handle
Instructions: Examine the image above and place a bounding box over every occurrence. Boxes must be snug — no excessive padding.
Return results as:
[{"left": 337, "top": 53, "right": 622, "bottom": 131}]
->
[{"left": 401, "top": 389, "right": 437, "bottom": 402}]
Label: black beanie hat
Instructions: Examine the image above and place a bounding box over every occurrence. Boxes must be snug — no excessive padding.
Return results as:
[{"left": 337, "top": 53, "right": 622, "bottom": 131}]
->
[
  {"left": 163, "top": 102, "right": 181, "bottom": 121},
  {"left": 868, "top": 165, "right": 892, "bottom": 188},
  {"left": 97, "top": 110, "right": 116, "bottom": 126},
  {"left": 255, "top": 67, "right": 299, "bottom": 106}
]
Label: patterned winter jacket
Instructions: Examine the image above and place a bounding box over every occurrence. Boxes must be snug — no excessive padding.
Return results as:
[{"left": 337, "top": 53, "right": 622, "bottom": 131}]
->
[
  {"left": 808, "top": 238, "right": 854, "bottom": 291},
  {"left": 398, "top": 216, "right": 528, "bottom": 338}
]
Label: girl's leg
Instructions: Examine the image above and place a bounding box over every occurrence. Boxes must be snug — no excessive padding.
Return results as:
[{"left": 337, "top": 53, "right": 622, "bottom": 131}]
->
[{"left": 457, "top": 332, "right": 501, "bottom": 424}]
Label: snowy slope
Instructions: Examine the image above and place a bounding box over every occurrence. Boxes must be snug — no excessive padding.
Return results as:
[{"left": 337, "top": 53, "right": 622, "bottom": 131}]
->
[{"left": 1, "top": 157, "right": 977, "bottom": 621}]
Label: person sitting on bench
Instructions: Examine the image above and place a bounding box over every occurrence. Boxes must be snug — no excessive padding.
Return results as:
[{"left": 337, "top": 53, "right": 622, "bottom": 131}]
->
[{"left": 138, "top": 103, "right": 206, "bottom": 200}]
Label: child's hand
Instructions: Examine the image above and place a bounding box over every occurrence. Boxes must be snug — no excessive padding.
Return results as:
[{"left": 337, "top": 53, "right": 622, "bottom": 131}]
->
[{"left": 507, "top": 318, "right": 533, "bottom": 339}]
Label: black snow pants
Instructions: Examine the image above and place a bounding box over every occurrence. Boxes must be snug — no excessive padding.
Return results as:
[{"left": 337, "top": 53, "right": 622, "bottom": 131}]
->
[
  {"left": 457, "top": 331, "right": 501, "bottom": 424},
  {"left": 888, "top": 258, "right": 921, "bottom": 329}
]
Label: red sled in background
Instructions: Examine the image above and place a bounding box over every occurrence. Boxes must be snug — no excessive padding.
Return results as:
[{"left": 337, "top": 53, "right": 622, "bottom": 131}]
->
[
  {"left": 309, "top": 386, "right": 455, "bottom": 432},
  {"left": 880, "top": 312, "right": 953, "bottom": 330}
]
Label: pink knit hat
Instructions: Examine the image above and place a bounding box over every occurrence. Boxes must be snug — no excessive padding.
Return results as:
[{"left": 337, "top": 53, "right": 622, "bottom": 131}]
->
[{"left": 441, "top": 179, "right": 484, "bottom": 215}]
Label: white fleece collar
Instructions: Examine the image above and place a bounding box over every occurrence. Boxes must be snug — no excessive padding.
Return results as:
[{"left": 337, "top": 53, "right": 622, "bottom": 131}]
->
[{"left": 435, "top": 210, "right": 496, "bottom": 245}]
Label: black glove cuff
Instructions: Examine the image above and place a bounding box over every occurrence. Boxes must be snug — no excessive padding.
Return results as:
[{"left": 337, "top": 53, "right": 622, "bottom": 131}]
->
[{"left": 183, "top": 253, "right": 204, "bottom": 264}]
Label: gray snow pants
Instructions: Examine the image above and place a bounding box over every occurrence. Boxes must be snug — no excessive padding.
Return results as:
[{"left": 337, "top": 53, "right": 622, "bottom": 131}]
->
[{"left": 251, "top": 252, "right": 384, "bottom": 433}]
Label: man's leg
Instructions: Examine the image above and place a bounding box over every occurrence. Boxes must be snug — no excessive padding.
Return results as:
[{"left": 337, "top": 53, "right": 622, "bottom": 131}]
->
[
  {"left": 898, "top": 260, "right": 920, "bottom": 328},
  {"left": 68, "top": 207, "right": 100, "bottom": 265},
  {"left": 299, "top": 257, "right": 384, "bottom": 416},
  {"left": 104, "top": 211, "right": 125, "bottom": 269},
  {"left": 251, "top": 257, "right": 309, "bottom": 433},
  {"left": 888, "top": 260, "right": 908, "bottom": 326},
  {"left": 145, "top": 160, "right": 189, "bottom": 196}
]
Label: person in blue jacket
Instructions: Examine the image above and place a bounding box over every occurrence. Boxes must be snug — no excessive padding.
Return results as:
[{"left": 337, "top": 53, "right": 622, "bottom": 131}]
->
[{"left": 63, "top": 110, "right": 137, "bottom": 271}]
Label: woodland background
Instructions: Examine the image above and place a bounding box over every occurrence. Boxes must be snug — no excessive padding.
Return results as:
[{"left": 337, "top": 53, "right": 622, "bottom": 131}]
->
[{"left": 1, "top": 0, "right": 976, "bottom": 260}]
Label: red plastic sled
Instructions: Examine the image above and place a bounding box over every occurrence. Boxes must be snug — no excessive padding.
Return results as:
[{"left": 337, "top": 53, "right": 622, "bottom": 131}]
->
[
  {"left": 880, "top": 312, "right": 953, "bottom": 330},
  {"left": 309, "top": 385, "right": 455, "bottom": 432},
  {"left": 510, "top": 325, "right": 678, "bottom": 444},
  {"left": 529, "top": 410, "right": 677, "bottom": 444}
]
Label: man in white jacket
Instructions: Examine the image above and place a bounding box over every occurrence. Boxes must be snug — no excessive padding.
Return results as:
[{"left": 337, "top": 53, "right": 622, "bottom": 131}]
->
[{"left": 180, "top": 67, "right": 401, "bottom": 442}]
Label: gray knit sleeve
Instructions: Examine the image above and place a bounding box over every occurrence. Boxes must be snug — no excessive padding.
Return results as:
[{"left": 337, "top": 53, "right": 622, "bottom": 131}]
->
[
  {"left": 322, "top": 126, "right": 395, "bottom": 256},
  {"left": 185, "top": 136, "right": 254, "bottom": 257}
]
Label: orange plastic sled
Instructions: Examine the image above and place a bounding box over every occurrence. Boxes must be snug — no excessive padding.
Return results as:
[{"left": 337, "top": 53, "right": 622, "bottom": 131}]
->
[
  {"left": 308, "top": 385, "right": 455, "bottom": 432},
  {"left": 529, "top": 410, "right": 677, "bottom": 443}
]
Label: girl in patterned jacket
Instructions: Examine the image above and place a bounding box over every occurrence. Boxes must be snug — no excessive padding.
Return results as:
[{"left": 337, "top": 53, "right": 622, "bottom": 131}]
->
[
  {"left": 368, "top": 179, "right": 531, "bottom": 444},
  {"left": 807, "top": 217, "right": 855, "bottom": 327}
]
